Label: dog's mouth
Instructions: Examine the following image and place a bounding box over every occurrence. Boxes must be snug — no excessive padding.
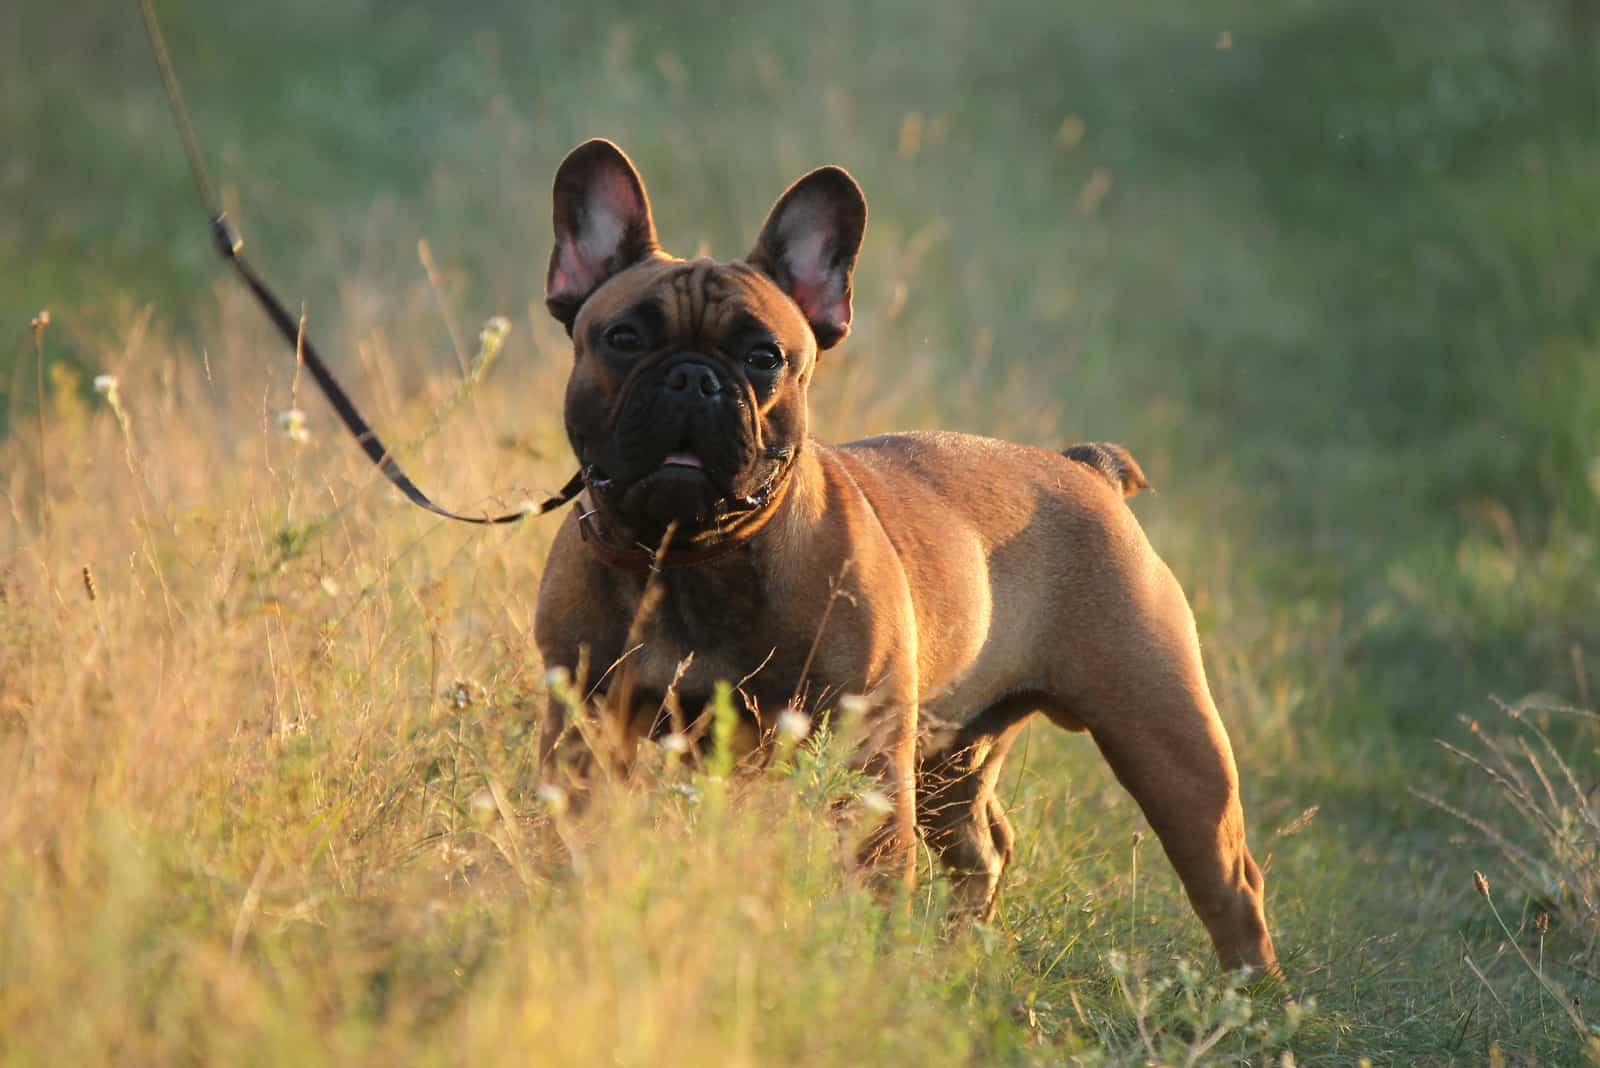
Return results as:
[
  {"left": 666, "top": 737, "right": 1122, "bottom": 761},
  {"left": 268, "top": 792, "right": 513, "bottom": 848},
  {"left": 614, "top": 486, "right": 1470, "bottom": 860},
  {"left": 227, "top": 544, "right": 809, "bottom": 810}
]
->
[
  {"left": 582, "top": 439, "right": 794, "bottom": 546},
  {"left": 658, "top": 451, "right": 705, "bottom": 471},
  {"left": 591, "top": 444, "right": 724, "bottom": 539}
]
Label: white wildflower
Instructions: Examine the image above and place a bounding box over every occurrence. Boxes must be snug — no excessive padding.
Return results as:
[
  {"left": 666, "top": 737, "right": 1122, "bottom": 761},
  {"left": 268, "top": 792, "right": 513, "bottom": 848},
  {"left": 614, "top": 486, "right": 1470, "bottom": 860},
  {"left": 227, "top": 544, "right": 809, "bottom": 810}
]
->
[
  {"left": 469, "top": 788, "right": 497, "bottom": 827},
  {"left": 277, "top": 408, "right": 309, "bottom": 444},
  {"left": 837, "top": 694, "right": 871, "bottom": 718},
  {"left": 479, "top": 316, "right": 512, "bottom": 345},
  {"left": 777, "top": 708, "right": 810, "bottom": 740},
  {"left": 93, "top": 374, "right": 131, "bottom": 431},
  {"left": 859, "top": 789, "right": 894, "bottom": 815},
  {"left": 536, "top": 783, "right": 569, "bottom": 815}
]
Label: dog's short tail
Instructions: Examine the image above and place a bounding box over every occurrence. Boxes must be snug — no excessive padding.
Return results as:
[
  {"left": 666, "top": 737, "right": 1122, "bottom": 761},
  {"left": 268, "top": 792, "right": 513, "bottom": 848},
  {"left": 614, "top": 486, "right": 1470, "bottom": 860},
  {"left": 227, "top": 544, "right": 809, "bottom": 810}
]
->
[{"left": 1062, "top": 442, "right": 1150, "bottom": 498}]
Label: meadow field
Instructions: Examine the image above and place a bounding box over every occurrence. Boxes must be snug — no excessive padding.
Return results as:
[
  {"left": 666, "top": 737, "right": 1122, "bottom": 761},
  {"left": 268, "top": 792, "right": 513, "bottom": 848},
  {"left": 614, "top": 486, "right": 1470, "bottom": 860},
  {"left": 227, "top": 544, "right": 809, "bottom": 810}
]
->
[{"left": 3, "top": 1, "right": 1599, "bottom": 1063}]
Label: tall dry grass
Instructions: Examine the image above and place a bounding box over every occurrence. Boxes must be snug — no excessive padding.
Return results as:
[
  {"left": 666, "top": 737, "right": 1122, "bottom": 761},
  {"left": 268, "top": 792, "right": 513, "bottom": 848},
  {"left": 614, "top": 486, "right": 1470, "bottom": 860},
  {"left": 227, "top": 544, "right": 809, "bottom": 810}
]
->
[
  {"left": 3, "top": 284, "right": 1312, "bottom": 1065},
  {"left": 1417, "top": 700, "right": 1600, "bottom": 1054}
]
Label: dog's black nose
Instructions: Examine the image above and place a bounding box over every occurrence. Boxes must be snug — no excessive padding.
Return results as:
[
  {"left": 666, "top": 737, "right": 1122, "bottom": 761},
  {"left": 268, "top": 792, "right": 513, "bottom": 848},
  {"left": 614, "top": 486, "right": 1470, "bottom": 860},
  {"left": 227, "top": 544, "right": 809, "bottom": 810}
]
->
[{"left": 665, "top": 361, "right": 722, "bottom": 397}]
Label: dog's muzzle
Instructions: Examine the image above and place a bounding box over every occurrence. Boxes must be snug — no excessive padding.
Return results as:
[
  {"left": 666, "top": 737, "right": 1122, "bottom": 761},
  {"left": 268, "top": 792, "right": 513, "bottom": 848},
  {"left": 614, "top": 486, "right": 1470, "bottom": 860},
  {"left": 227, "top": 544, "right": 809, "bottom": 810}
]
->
[
  {"left": 662, "top": 358, "right": 723, "bottom": 400},
  {"left": 580, "top": 353, "right": 770, "bottom": 535}
]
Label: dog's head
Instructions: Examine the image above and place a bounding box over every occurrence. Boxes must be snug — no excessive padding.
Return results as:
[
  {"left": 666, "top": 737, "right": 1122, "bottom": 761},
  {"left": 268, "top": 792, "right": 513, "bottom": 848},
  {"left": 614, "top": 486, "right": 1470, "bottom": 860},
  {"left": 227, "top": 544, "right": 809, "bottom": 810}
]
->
[{"left": 545, "top": 139, "right": 866, "bottom": 543}]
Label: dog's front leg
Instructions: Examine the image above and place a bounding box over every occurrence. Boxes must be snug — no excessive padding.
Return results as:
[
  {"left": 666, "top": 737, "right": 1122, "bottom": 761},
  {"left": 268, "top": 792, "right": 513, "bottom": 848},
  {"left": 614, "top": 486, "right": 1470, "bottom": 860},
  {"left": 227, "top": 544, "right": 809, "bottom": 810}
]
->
[
  {"left": 537, "top": 692, "right": 596, "bottom": 793},
  {"left": 849, "top": 673, "right": 920, "bottom": 892}
]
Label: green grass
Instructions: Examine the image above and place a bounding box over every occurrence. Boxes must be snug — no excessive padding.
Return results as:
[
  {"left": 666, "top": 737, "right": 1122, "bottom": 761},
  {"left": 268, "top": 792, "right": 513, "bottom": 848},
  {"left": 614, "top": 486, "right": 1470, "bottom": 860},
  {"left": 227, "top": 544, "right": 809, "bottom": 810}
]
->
[{"left": 3, "top": 0, "right": 1599, "bottom": 1063}]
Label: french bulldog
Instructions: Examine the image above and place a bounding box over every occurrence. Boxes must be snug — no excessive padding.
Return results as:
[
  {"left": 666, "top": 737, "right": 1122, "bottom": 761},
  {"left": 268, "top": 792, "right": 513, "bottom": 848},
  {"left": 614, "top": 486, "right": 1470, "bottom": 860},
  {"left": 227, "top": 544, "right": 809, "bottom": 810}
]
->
[{"left": 533, "top": 139, "right": 1278, "bottom": 974}]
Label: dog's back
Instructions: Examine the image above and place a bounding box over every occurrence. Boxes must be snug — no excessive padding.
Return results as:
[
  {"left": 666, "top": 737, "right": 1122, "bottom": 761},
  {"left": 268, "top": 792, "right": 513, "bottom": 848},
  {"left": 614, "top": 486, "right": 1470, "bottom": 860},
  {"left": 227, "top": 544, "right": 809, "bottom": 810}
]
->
[
  {"left": 825, "top": 429, "right": 1162, "bottom": 704},
  {"left": 835, "top": 430, "right": 1147, "bottom": 515}
]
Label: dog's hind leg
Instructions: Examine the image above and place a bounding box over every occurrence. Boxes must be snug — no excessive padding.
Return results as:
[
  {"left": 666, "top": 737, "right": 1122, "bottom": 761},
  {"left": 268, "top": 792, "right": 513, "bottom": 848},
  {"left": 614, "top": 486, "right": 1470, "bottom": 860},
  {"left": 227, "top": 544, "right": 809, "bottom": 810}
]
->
[
  {"left": 1050, "top": 566, "right": 1279, "bottom": 975},
  {"left": 919, "top": 705, "right": 1033, "bottom": 919},
  {"left": 1086, "top": 702, "right": 1277, "bottom": 974}
]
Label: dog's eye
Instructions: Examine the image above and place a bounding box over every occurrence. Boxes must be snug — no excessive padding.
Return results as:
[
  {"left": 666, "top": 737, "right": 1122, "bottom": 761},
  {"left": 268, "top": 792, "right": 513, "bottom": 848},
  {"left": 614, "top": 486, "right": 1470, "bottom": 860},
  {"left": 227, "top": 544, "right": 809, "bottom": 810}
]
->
[
  {"left": 604, "top": 324, "right": 644, "bottom": 353},
  {"left": 743, "top": 343, "right": 784, "bottom": 372}
]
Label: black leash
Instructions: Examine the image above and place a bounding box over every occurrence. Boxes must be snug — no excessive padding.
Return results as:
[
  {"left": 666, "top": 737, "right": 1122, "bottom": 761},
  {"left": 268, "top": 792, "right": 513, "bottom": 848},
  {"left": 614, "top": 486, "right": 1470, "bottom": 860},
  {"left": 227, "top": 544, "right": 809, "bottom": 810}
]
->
[{"left": 136, "top": 0, "right": 582, "bottom": 525}]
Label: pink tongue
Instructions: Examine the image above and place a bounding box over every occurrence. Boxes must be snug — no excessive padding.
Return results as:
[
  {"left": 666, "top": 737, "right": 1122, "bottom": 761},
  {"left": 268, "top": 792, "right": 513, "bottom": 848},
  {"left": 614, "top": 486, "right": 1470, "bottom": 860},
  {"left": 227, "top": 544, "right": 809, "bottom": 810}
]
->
[{"left": 663, "top": 452, "right": 704, "bottom": 469}]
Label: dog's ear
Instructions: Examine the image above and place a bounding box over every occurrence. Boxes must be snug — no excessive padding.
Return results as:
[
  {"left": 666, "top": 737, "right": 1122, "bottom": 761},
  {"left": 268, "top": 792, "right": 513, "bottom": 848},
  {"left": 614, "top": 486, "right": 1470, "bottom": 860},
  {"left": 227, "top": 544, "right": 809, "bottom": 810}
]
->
[
  {"left": 747, "top": 167, "right": 867, "bottom": 350},
  {"left": 546, "top": 139, "right": 660, "bottom": 331}
]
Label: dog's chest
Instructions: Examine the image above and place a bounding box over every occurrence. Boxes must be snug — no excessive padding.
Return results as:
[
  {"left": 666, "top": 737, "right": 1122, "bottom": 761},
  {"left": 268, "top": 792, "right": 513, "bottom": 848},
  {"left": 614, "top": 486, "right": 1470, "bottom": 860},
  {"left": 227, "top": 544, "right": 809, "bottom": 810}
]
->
[
  {"left": 617, "top": 569, "right": 804, "bottom": 712},
  {"left": 610, "top": 559, "right": 895, "bottom": 722}
]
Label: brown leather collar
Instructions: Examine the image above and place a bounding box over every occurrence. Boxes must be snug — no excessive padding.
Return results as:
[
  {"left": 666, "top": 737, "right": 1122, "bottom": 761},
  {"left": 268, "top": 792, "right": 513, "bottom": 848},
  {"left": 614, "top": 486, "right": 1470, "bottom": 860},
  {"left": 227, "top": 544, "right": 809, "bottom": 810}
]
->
[
  {"left": 575, "top": 448, "right": 798, "bottom": 572},
  {"left": 576, "top": 503, "right": 781, "bottom": 572}
]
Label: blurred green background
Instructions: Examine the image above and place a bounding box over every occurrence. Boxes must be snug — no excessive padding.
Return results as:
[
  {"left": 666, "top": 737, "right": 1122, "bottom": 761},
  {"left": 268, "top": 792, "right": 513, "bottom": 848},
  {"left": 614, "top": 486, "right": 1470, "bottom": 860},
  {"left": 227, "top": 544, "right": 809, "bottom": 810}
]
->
[{"left": 7, "top": 0, "right": 1595, "bottom": 727}]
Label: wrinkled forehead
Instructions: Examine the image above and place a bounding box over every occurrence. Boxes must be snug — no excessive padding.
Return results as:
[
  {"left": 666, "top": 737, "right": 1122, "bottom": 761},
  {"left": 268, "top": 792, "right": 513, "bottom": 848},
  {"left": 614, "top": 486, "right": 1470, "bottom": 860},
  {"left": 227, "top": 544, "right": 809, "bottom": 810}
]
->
[{"left": 574, "top": 257, "right": 813, "bottom": 350}]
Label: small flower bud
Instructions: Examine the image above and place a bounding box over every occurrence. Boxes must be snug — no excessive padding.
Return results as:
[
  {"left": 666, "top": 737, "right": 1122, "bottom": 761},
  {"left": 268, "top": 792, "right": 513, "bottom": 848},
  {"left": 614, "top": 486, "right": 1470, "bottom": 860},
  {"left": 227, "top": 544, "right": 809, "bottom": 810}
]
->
[
  {"left": 859, "top": 789, "right": 894, "bottom": 815},
  {"left": 837, "top": 694, "right": 870, "bottom": 717},
  {"left": 536, "top": 783, "right": 568, "bottom": 815},
  {"left": 479, "top": 316, "right": 512, "bottom": 346},
  {"left": 276, "top": 408, "right": 309, "bottom": 443},
  {"left": 470, "top": 789, "right": 497, "bottom": 828},
  {"left": 777, "top": 709, "right": 810, "bottom": 740}
]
